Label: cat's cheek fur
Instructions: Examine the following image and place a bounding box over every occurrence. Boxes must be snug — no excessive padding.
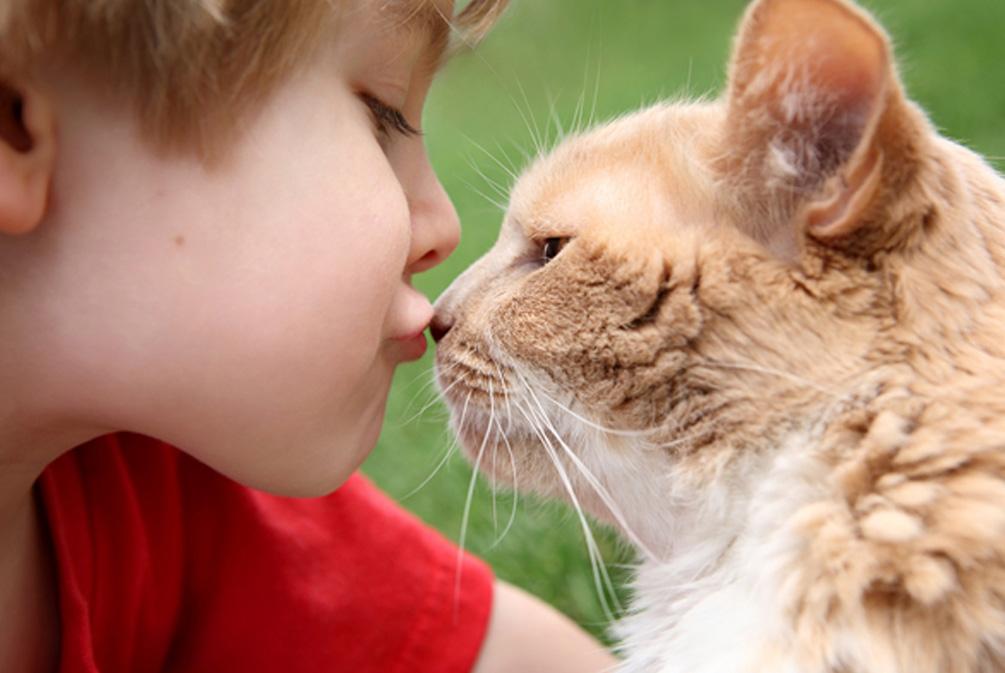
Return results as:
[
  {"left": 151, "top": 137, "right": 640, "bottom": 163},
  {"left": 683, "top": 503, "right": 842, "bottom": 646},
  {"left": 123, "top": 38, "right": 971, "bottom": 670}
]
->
[{"left": 490, "top": 238, "right": 703, "bottom": 431}]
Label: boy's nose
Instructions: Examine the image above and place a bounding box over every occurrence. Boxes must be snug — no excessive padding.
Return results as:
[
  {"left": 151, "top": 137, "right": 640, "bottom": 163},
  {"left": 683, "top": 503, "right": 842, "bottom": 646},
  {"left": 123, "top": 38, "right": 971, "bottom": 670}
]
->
[{"left": 406, "top": 176, "right": 460, "bottom": 275}]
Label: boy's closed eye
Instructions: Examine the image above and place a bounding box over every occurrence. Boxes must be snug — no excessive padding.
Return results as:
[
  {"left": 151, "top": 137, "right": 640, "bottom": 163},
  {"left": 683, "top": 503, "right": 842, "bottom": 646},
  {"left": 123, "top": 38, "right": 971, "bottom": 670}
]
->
[{"left": 359, "top": 92, "right": 421, "bottom": 140}]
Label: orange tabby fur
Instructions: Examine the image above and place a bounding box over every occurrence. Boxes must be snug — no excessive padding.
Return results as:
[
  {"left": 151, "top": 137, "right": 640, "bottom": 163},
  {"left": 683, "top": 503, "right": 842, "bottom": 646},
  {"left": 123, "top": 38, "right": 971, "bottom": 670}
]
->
[{"left": 434, "top": 0, "right": 1005, "bottom": 670}]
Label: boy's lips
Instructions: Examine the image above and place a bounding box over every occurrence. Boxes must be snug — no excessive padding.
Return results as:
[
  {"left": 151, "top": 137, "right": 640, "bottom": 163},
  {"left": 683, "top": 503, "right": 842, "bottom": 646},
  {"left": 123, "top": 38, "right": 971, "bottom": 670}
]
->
[
  {"left": 392, "top": 329, "right": 429, "bottom": 361},
  {"left": 388, "top": 285, "right": 434, "bottom": 361}
]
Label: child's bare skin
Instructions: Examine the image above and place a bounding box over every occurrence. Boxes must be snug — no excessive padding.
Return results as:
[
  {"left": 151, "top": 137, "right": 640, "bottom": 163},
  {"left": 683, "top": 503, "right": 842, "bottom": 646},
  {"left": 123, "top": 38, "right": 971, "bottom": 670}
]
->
[{"left": 0, "top": 1, "right": 617, "bottom": 670}]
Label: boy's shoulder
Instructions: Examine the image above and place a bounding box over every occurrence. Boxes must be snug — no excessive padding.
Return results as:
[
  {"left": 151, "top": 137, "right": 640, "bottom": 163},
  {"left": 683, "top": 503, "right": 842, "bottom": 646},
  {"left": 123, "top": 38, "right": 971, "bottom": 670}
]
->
[{"left": 39, "top": 434, "right": 492, "bottom": 673}]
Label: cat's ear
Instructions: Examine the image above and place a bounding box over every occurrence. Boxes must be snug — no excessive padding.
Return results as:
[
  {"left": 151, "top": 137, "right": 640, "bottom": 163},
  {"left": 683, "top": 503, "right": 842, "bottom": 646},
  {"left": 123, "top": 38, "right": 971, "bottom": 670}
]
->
[{"left": 720, "top": 0, "right": 913, "bottom": 258}]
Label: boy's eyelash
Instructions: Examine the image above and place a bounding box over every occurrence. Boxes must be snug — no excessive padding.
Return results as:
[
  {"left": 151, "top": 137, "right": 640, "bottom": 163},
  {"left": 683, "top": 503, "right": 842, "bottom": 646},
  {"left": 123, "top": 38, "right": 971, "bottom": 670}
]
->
[{"left": 360, "top": 93, "right": 421, "bottom": 138}]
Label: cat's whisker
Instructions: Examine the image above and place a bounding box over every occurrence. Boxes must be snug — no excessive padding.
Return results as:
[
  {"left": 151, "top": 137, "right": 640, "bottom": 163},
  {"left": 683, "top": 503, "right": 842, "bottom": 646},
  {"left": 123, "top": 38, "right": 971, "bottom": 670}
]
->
[
  {"left": 488, "top": 381, "right": 500, "bottom": 536},
  {"left": 453, "top": 390, "right": 475, "bottom": 441},
  {"left": 454, "top": 33, "right": 548, "bottom": 164},
  {"left": 546, "top": 93, "right": 566, "bottom": 144},
  {"left": 695, "top": 358, "right": 841, "bottom": 398},
  {"left": 493, "top": 140, "right": 523, "bottom": 178},
  {"left": 520, "top": 379, "right": 657, "bottom": 561},
  {"left": 490, "top": 364, "right": 519, "bottom": 473},
  {"left": 397, "top": 360, "right": 438, "bottom": 394},
  {"left": 458, "top": 176, "right": 508, "bottom": 213},
  {"left": 648, "top": 429, "right": 718, "bottom": 452},
  {"left": 587, "top": 46, "right": 603, "bottom": 132},
  {"left": 462, "top": 133, "right": 518, "bottom": 182},
  {"left": 510, "top": 75, "right": 546, "bottom": 158},
  {"left": 479, "top": 362, "right": 521, "bottom": 548},
  {"left": 572, "top": 84, "right": 586, "bottom": 137},
  {"left": 425, "top": 409, "right": 453, "bottom": 424},
  {"left": 463, "top": 134, "right": 520, "bottom": 185},
  {"left": 542, "top": 92, "right": 554, "bottom": 148},
  {"left": 455, "top": 387, "right": 497, "bottom": 600},
  {"left": 511, "top": 141, "right": 533, "bottom": 164},
  {"left": 512, "top": 380, "right": 624, "bottom": 606},
  {"left": 532, "top": 387, "right": 666, "bottom": 438},
  {"left": 400, "top": 437, "right": 458, "bottom": 502},
  {"left": 397, "top": 364, "right": 466, "bottom": 428},
  {"left": 463, "top": 156, "right": 510, "bottom": 201},
  {"left": 491, "top": 364, "right": 516, "bottom": 437},
  {"left": 515, "top": 399, "right": 623, "bottom": 621},
  {"left": 403, "top": 391, "right": 474, "bottom": 501},
  {"left": 427, "top": 357, "right": 467, "bottom": 389},
  {"left": 488, "top": 417, "right": 521, "bottom": 549},
  {"left": 459, "top": 148, "right": 512, "bottom": 210},
  {"left": 392, "top": 364, "right": 443, "bottom": 426},
  {"left": 570, "top": 40, "right": 597, "bottom": 135},
  {"left": 516, "top": 366, "right": 752, "bottom": 449}
]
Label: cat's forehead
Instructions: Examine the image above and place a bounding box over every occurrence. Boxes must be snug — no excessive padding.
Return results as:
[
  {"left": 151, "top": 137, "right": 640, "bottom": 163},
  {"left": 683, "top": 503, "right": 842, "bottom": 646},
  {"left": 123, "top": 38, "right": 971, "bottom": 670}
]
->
[
  {"left": 511, "top": 163, "right": 674, "bottom": 241},
  {"left": 508, "top": 102, "right": 722, "bottom": 240}
]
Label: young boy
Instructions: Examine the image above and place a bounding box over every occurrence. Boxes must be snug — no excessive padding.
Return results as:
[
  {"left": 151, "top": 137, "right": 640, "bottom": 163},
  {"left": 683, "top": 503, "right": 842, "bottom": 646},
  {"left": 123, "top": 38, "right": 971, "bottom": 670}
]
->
[{"left": 0, "top": 0, "right": 618, "bottom": 670}]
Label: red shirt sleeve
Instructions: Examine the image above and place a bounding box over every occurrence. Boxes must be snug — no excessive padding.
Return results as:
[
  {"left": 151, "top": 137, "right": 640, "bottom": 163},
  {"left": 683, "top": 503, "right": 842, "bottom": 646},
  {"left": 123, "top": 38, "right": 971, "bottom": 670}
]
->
[{"left": 38, "top": 433, "right": 494, "bottom": 673}]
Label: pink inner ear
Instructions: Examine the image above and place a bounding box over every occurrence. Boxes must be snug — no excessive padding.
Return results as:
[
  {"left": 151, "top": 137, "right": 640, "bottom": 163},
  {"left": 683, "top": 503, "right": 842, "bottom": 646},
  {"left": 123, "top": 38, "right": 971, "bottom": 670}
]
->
[
  {"left": 728, "top": 0, "right": 890, "bottom": 181},
  {"left": 735, "top": 0, "right": 887, "bottom": 109}
]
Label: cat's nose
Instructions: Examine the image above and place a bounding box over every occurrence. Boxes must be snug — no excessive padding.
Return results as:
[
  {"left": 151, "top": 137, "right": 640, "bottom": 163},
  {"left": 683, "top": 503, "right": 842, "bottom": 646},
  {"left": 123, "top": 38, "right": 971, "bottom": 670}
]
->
[{"left": 430, "top": 314, "right": 453, "bottom": 343}]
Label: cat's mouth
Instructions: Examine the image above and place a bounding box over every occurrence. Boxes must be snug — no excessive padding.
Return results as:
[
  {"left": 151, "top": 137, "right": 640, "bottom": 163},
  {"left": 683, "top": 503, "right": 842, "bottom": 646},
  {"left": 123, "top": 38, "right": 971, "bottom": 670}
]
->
[
  {"left": 434, "top": 345, "right": 513, "bottom": 407},
  {"left": 434, "top": 347, "right": 546, "bottom": 462}
]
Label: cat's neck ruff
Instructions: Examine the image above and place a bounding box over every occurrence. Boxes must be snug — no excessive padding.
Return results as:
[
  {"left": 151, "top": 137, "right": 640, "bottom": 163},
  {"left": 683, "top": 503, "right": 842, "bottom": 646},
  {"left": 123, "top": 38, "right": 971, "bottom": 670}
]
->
[{"left": 615, "top": 429, "right": 835, "bottom": 673}]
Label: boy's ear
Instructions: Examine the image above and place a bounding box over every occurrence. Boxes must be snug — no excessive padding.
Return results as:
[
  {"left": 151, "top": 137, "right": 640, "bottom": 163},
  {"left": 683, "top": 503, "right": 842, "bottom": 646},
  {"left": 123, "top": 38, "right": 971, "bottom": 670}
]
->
[{"left": 0, "top": 79, "right": 56, "bottom": 236}]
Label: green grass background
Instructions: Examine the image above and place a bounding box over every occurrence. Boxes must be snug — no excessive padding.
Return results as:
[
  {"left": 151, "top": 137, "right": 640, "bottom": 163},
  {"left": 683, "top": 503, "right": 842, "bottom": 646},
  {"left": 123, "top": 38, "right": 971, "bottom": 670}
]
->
[{"left": 363, "top": 0, "right": 1005, "bottom": 642}]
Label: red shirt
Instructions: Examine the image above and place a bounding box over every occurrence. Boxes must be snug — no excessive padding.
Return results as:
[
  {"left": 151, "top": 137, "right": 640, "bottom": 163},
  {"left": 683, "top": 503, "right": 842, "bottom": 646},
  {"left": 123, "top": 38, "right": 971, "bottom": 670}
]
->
[{"left": 37, "top": 433, "right": 493, "bottom": 672}]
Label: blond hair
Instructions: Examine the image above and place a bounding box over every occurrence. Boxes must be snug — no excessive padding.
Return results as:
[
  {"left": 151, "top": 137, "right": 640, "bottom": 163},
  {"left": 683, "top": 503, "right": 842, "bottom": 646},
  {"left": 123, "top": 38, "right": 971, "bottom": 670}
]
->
[{"left": 0, "top": 0, "right": 507, "bottom": 155}]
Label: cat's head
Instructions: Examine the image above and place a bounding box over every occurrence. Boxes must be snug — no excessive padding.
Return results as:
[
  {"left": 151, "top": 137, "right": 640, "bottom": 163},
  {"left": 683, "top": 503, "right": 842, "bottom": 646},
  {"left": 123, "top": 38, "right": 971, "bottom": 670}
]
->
[{"left": 433, "top": 0, "right": 1000, "bottom": 552}]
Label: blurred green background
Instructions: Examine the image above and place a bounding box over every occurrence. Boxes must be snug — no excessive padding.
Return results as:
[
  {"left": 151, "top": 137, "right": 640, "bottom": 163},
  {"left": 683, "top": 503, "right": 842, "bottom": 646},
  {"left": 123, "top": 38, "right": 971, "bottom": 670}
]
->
[{"left": 363, "top": 0, "right": 1005, "bottom": 642}]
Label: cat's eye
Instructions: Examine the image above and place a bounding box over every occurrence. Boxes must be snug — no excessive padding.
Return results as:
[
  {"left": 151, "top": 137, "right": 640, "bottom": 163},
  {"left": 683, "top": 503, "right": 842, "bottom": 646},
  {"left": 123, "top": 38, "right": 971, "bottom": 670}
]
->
[{"left": 542, "top": 237, "right": 570, "bottom": 262}]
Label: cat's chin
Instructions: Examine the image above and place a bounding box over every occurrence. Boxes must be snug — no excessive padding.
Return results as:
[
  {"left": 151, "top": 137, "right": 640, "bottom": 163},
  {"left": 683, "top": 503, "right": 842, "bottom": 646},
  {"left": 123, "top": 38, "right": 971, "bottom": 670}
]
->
[{"left": 449, "top": 411, "right": 563, "bottom": 494}]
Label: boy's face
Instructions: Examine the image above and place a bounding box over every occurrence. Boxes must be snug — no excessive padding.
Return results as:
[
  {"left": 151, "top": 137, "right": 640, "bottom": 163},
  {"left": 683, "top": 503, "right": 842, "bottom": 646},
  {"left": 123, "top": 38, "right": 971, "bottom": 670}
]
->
[{"left": 19, "top": 1, "right": 459, "bottom": 495}]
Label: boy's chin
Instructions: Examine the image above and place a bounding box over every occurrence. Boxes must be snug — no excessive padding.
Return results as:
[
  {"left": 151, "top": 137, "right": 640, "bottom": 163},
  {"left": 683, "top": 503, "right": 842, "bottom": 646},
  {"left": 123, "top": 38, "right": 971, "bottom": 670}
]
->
[
  {"left": 242, "top": 459, "right": 361, "bottom": 499},
  {"left": 196, "top": 397, "right": 389, "bottom": 498},
  {"left": 271, "top": 425, "right": 383, "bottom": 498}
]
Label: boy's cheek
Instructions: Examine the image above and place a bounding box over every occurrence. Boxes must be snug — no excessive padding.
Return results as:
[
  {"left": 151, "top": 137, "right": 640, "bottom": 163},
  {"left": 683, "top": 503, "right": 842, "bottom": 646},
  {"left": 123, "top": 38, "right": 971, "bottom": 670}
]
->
[
  {"left": 143, "top": 297, "right": 398, "bottom": 495},
  {"left": 30, "top": 54, "right": 414, "bottom": 492}
]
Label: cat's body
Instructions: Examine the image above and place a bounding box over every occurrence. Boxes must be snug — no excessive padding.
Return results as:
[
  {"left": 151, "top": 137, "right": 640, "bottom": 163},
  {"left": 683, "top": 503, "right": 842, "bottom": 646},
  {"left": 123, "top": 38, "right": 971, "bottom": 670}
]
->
[{"left": 433, "top": 0, "right": 1005, "bottom": 670}]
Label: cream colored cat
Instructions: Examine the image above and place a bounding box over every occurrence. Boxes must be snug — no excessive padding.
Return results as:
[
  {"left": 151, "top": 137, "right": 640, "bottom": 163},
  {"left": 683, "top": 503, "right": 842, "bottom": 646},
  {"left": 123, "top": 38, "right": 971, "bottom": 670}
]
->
[{"left": 432, "top": 0, "right": 1005, "bottom": 671}]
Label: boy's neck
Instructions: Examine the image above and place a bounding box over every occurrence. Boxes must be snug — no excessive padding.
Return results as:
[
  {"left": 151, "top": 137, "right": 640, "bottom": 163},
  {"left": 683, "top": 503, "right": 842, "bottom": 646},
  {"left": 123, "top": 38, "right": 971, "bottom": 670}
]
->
[{"left": 0, "top": 455, "right": 61, "bottom": 672}]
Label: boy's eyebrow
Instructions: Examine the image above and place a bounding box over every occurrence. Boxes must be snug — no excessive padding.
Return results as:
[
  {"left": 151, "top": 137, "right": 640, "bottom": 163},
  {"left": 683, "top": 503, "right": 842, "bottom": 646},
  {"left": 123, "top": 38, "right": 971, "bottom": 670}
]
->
[{"left": 384, "top": 1, "right": 453, "bottom": 70}]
